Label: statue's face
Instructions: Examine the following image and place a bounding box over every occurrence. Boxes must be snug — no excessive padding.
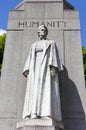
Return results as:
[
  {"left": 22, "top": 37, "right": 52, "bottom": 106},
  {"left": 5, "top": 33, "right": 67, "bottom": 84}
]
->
[{"left": 38, "top": 26, "right": 48, "bottom": 39}]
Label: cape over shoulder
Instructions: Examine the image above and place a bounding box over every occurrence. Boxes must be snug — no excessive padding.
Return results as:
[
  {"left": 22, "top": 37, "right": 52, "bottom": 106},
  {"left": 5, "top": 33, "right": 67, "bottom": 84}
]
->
[{"left": 48, "top": 40, "right": 57, "bottom": 47}]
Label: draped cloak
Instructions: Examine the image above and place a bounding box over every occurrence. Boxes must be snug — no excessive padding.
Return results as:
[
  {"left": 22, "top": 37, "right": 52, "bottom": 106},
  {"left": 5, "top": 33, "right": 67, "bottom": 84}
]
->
[{"left": 22, "top": 40, "right": 63, "bottom": 122}]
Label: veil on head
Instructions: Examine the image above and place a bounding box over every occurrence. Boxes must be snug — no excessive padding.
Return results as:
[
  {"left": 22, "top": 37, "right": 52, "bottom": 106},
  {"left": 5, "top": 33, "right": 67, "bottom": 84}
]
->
[{"left": 37, "top": 24, "right": 48, "bottom": 35}]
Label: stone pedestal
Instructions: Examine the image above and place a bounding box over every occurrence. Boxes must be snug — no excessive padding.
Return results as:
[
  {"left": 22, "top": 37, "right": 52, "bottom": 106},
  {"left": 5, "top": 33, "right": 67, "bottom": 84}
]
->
[
  {"left": 17, "top": 126, "right": 59, "bottom": 130},
  {"left": 17, "top": 119, "right": 64, "bottom": 130},
  {"left": 19, "top": 126, "right": 57, "bottom": 130}
]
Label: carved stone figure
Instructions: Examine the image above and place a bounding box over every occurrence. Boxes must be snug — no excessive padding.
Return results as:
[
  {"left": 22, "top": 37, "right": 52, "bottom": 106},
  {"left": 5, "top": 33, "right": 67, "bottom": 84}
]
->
[{"left": 22, "top": 25, "right": 63, "bottom": 122}]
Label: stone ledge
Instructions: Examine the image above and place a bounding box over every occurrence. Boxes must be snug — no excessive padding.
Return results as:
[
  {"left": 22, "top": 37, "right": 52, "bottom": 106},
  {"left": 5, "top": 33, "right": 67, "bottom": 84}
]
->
[
  {"left": 17, "top": 119, "right": 64, "bottom": 129},
  {"left": 17, "top": 126, "right": 59, "bottom": 130},
  {"left": 16, "top": 0, "right": 63, "bottom": 10}
]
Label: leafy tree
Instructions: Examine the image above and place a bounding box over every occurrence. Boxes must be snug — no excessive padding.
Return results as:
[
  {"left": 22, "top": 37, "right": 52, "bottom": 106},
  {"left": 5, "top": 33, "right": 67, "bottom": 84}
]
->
[
  {"left": 0, "top": 33, "right": 6, "bottom": 75},
  {"left": 82, "top": 46, "right": 86, "bottom": 83}
]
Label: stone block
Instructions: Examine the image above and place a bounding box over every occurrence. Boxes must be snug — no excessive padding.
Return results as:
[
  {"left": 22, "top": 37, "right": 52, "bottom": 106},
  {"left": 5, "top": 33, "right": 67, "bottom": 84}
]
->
[
  {"left": 62, "top": 30, "right": 86, "bottom": 118},
  {"left": 9, "top": 11, "right": 25, "bottom": 20},
  {"left": 0, "top": 119, "right": 17, "bottom": 130},
  {"left": 63, "top": 119, "right": 86, "bottom": 130},
  {"left": 7, "top": 19, "right": 80, "bottom": 30},
  {"left": 0, "top": 30, "right": 24, "bottom": 117},
  {"left": 25, "top": 3, "right": 45, "bottom": 18},
  {"left": 44, "top": 2, "right": 63, "bottom": 18},
  {"left": 0, "top": 0, "right": 86, "bottom": 130},
  {"left": 16, "top": 119, "right": 63, "bottom": 130},
  {"left": 25, "top": 2, "right": 63, "bottom": 19},
  {"left": 64, "top": 11, "right": 79, "bottom": 19},
  {"left": 27, "top": 19, "right": 81, "bottom": 30},
  {"left": 17, "top": 126, "right": 57, "bottom": 130}
]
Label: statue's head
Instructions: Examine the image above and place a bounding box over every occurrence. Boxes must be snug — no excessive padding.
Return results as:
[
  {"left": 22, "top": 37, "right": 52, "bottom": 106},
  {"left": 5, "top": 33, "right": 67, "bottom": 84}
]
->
[{"left": 37, "top": 24, "right": 48, "bottom": 40}]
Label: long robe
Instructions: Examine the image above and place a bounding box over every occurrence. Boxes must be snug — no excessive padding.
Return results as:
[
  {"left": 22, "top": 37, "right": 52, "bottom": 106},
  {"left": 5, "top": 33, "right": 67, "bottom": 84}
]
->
[{"left": 22, "top": 40, "right": 63, "bottom": 122}]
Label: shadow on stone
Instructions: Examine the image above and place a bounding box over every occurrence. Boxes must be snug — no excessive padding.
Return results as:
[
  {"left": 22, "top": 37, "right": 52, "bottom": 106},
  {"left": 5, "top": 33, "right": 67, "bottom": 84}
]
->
[{"left": 59, "top": 66, "right": 86, "bottom": 130}]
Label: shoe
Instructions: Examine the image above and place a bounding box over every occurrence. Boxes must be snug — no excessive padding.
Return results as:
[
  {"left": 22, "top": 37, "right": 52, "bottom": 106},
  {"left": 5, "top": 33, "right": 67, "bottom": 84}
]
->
[{"left": 31, "top": 114, "right": 37, "bottom": 119}]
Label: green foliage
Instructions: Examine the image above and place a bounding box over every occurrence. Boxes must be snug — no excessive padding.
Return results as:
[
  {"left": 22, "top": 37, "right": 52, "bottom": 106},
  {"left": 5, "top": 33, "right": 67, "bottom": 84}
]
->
[
  {"left": 82, "top": 46, "right": 86, "bottom": 82},
  {"left": 0, "top": 33, "right": 6, "bottom": 75}
]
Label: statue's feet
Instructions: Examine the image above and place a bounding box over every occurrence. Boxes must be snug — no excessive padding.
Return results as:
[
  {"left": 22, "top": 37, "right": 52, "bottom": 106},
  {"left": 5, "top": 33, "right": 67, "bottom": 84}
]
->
[
  {"left": 31, "top": 113, "right": 37, "bottom": 119},
  {"left": 41, "top": 116, "right": 51, "bottom": 119},
  {"left": 24, "top": 115, "right": 30, "bottom": 120}
]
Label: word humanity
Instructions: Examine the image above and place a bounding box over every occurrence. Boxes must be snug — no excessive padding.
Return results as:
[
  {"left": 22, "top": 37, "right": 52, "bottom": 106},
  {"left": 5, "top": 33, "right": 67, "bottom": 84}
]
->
[{"left": 18, "top": 20, "right": 68, "bottom": 28}]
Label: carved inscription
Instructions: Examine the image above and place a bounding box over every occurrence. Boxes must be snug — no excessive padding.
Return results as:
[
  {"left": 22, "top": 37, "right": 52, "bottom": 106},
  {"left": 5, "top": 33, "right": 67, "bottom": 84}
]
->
[
  {"left": 18, "top": 20, "right": 68, "bottom": 29},
  {"left": 8, "top": 19, "right": 80, "bottom": 30}
]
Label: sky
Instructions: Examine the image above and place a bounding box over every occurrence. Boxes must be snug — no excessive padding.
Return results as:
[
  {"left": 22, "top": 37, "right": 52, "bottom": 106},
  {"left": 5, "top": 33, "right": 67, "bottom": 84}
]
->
[{"left": 0, "top": 0, "right": 86, "bottom": 47}]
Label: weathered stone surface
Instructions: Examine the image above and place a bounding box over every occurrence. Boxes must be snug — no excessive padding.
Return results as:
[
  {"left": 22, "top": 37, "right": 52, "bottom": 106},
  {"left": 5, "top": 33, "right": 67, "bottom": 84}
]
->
[
  {"left": 9, "top": 11, "right": 25, "bottom": 20},
  {"left": 7, "top": 19, "right": 80, "bottom": 30},
  {"left": 63, "top": 119, "right": 86, "bottom": 130},
  {"left": 0, "top": 119, "right": 17, "bottom": 130},
  {"left": 0, "top": 0, "right": 86, "bottom": 130},
  {"left": 63, "top": 31, "right": 86, "bottom": 115},
  {"left": 25, "top": 2, "right": 63, "bottom": 19},
  {"left": 17, "top": 119, "right": 64, "bottom": 129},
  {"left": 17, "top": 126, "right": 59, "bottom": 130},
  {"left": 64, "top": 11, "right": 79, "bottom": 19},
  {"left": 0, "top": 30, "right": 24, "bottom": 117},
  {"left": 16, "top": 119, "right": 62, "bottom": 130}
]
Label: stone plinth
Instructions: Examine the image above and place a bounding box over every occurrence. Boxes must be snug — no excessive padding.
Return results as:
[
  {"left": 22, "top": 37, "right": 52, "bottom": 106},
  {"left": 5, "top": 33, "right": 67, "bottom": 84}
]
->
[
  {"left": 17, "top": 119, "right": 64, "bottom": 130},
  {"left": 17, "top": 126, "right": 58, "bottom": 130}
]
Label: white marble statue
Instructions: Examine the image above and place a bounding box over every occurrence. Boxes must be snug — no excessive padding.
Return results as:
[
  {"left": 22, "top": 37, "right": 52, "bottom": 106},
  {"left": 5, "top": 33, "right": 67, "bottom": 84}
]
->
[{"left": 22, "top": 24, "right": 63, "bottom": 122}]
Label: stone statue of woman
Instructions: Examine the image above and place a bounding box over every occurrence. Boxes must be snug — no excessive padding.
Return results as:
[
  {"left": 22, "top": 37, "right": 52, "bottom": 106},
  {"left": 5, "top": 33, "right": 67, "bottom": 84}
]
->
[{"left": 22, "top": 24, "right": 63, "bottom": 123}]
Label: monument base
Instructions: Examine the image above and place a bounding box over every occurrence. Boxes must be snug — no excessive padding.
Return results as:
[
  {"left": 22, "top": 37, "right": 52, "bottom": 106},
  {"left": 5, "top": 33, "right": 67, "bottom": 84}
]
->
[
  {"left": 17, "top": 119, "right": 64, "bottom": 130},
  {"left": 17, "top": 126, "right": 61, "bottom": 130}
]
